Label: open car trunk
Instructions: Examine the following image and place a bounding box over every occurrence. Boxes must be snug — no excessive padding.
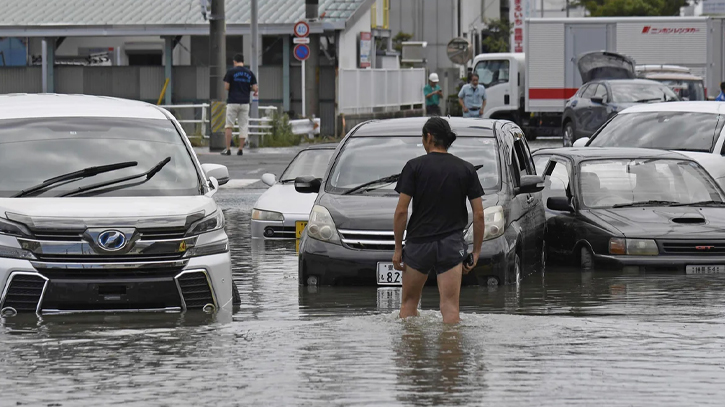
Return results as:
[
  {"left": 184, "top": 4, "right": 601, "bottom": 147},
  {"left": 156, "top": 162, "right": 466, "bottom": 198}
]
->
[{"left": 577, "top": 51, "right": 636, "bottom": 83}]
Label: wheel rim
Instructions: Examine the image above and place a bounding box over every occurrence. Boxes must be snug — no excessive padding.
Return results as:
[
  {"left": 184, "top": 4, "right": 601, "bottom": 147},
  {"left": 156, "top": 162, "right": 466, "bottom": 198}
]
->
[{"left": 515, "top": 257, "right": 521, "bottom": 284}]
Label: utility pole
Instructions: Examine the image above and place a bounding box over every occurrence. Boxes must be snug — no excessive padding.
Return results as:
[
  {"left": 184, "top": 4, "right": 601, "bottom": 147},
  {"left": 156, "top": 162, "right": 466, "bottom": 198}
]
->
[
  {"left": 250, "top": 0, "right": 259, "bottom": 121},
  {"left": 305, "top": 0, "right": 319, "bottom": 119},
  {"left": 209, "top": 0, "right": 226, "bottom": 150}
]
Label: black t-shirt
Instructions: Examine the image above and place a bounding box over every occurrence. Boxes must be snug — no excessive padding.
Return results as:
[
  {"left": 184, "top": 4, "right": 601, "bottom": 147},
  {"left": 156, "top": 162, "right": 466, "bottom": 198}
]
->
[
  {"left": 395, "top": 152, "right": 484, "bottom": 243},
  {"left": 224, "top": 66, "right": 257, "bottom": 104}
]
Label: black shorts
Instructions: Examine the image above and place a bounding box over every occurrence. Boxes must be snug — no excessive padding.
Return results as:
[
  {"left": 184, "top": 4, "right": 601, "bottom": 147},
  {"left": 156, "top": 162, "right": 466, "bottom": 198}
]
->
[{"left": 403, "top": 232, "right": 467, "bottom": 275}]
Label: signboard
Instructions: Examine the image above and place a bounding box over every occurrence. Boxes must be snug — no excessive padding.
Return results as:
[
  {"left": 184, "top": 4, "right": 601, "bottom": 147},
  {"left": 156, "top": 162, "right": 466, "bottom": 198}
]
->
[
  {"left": 359, "top": 32, "right": 372, "bottom": 68},
  {"left": 446, "top": 37, "right": 472, "bottom": 65},
  {"left": 294, "top": 44, "right": 310, "bottom": 61},
  {"left": 703, "top": 0, "right": 725, "bottom": 15},
  {"left": 509, "top": 0, "right": 536, "bottom": 53},
  {"left": 294, "top": 21, "right": 310, "bottom": 37},
  {"left": 293, "top": 37, "right": 310, "bottom": 44}
]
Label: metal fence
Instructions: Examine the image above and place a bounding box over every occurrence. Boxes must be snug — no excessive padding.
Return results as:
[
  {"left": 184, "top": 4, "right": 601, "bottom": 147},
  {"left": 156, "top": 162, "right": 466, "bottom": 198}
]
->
[{"left": 338, "top": 68, "right": 426, "bottom": 115}]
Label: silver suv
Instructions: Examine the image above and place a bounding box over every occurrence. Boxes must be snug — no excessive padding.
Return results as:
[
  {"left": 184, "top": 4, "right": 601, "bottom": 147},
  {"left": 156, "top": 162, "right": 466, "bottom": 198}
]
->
[{"left": 0, "top": 94, "right": 236, "bottom": 316}]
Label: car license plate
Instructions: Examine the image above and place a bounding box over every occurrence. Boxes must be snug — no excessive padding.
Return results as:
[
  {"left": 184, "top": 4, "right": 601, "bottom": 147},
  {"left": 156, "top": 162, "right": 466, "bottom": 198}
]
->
[
  {"left": 295, "top": 221, "right": 307, "bottom": 239},
  {"left": 686, "top": 265, "right": 725, "bottom": 274},
  {"left": 377, "top": 262, "right": 402, "bottom": 285},
  {"left": 377, "top": 287, "right": 402, "bottom": 309}
]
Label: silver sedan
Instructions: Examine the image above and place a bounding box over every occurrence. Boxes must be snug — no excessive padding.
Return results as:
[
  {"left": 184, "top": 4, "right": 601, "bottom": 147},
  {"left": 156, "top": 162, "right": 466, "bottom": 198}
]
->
[{"left": 251, "top": 145, "right": 336, "bottom": 239}]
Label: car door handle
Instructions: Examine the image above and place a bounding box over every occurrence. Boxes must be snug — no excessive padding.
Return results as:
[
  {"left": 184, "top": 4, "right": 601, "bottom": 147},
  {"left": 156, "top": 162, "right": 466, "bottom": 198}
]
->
[{"left": 527, "top": 195, "right": 535, "bottom": 204}]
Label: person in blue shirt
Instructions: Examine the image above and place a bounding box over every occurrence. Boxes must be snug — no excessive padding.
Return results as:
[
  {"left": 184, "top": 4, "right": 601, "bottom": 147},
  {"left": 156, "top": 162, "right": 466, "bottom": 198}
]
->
[
  {"left": 457, "top": 73, "right": 486, "bottom": 117},
  {"left": 716, "top": 82, "right": 725, "bottom": 101}
]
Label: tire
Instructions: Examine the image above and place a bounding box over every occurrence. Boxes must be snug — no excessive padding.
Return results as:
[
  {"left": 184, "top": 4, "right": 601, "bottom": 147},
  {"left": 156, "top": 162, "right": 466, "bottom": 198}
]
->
[
  {"left": 580, "top": 246, "right": 594, "bottom": 272},
  {"left": 540, "top": 240, "right": 547, "bottom": 272},
  {"left": 513, "top": 253, "right": 522, "bottom": 284},
  {"left": 563, "top": 121, "right": 575, "bottom": 147},
  {"left": 232, "top": 281, "right": 241, "bottom": 305}
]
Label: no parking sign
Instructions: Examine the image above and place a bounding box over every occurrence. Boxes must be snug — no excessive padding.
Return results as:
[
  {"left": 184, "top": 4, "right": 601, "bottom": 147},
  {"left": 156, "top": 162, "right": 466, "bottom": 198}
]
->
[{"left": 294, "top": 44, "right": 310, "bottom": 62}]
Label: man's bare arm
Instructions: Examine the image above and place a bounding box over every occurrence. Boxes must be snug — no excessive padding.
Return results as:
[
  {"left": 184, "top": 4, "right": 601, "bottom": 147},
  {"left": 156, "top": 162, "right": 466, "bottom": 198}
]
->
[
  {"left": 252, "top": 84, "right": 259, "bottom": 92},
  {"left": 392, "top": 193, "right": 412, "bottom": 270},
  {"left": 224, "top": 82, "right": 230, "bottom": 91},
  {"left": 464, "top": 197, "right": 485, "bottom": 273}
]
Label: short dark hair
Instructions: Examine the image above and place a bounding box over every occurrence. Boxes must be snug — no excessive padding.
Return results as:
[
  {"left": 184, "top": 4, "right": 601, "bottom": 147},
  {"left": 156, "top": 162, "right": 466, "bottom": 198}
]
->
[
  {"left": 423, "top": 117, "right": 457, "bottom": 149},
  {"left": 470, "top": 73, "right": 479, "bottom": 80},
  {"left": 720, "top": 81, "right": 725, "bottom": 91},
  {"left": 233, "top": 54, "right": 244, "bottom": 63}
]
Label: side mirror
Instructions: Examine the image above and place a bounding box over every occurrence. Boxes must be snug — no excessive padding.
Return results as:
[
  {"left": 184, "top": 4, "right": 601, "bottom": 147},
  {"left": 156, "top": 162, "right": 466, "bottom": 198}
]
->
[
  {"left": 547, "top": 196, "right": 575, "bottom": 212},
  {"left": 572, "top": 137, "right": 590, "bottom": 147},
  {"left": 205, "top": 176, "right": 220, "bottom": 197},
  {"left": 591, "top": 97, "right": 605, "bottom": 105},
  {"left": 517, "top": 175, "right": 545, "bottom": 194},
  {"left": 295, "top": 176, "right": 321, "bottom": 194},
  {"left": 201, "top": 163, "right": 230, "bottom": 186},
  {"left": 261, "top": 173, "right": 276, "bottom": 187}
]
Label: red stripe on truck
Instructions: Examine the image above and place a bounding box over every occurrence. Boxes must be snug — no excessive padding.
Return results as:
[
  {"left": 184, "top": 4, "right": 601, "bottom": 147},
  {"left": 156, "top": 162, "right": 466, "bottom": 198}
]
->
[{"left": 529, "top": 88, "right": 579, "bottom": 99}]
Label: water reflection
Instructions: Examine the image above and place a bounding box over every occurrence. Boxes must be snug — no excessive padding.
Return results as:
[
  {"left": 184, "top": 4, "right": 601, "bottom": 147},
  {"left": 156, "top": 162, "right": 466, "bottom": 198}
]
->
[{"left": 2, "top": 201, "right": 725, "bottom": 405}]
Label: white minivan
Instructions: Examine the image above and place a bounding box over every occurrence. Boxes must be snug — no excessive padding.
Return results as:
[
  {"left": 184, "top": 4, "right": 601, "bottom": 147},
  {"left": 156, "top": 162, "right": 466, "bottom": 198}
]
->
[{"left": 0, "top": 94, "right": 237, "bottom": 316}]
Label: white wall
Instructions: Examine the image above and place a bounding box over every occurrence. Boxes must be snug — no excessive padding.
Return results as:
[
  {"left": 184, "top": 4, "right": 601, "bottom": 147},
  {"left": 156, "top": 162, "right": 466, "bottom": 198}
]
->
[
  {"left": 29, "top": 36, "right": 192, "bottom": 65},
  {"left": 338, "top": 8, "right": 372, "bottom": 69}
]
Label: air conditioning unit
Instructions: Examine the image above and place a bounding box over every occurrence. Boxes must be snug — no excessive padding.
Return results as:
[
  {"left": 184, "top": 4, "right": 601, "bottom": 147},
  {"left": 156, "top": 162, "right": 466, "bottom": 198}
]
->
[{"left": 401, "top": 41, "right": 427, "bottom": 64}]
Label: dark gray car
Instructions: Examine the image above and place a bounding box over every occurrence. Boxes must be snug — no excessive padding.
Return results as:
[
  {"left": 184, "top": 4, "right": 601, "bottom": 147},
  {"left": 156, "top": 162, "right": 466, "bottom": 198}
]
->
[{"left": 561, "top": 51, "right": 679, "bottom": 146}]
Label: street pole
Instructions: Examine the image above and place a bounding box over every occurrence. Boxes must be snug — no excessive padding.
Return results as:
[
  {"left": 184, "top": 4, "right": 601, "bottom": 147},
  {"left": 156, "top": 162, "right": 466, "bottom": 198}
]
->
[
  {"left": 250, "top": 0, "right": 259, "bottom": 123},
  {"left": 209, "top": 0, "right": 226, "bottom": 150},
  {"left": 301, "top": 60, "right": 306, "bottom": 117},
  {"left": 566, "top": 0, "right": 570, "bottom": 17}
]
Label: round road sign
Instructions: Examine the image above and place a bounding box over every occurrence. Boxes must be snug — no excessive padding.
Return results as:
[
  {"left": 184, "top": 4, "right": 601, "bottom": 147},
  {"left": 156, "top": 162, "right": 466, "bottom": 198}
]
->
[
  {"left": 294, "top": 44, "right": 310, "bottom": 61},
  {"left": 294, "top": 21, "right": 310, "bottom": 37}
]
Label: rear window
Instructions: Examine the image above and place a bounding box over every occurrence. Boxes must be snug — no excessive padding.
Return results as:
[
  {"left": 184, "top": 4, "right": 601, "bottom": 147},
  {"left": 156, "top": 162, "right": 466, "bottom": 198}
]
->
[{"left": 588, "top": 111, "right": 723, "bottom": 153}]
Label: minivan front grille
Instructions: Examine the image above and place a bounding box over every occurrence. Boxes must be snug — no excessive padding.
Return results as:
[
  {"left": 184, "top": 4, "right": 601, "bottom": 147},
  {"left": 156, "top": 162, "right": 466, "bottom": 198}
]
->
[
  {"left": 0, "top": 273, "right": 48, "bottom": 313},
  {"left": 175, "top": 271, "right": 215, "bottom": 310},
  {"left": 660, "top": 241, "right": 725, "bottom": 255},
  {"left": 338, "top": 229, "right": 397, "bottom": 251}
]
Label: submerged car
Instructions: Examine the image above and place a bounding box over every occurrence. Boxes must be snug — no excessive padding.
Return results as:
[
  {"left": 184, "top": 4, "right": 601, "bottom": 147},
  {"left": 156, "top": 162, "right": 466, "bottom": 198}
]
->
[
  {"left": 533, "top": 147, "right": 725, "bottom": 274},
  {"left": 0, "top": 94, "right": 236, "bottom": 315},
  {"left": 251, "top": 145, "right": 335, "bottom": 239},
  {"left": 572, "top": 102, "right": 725, "bottom": 191},
  {"left": 562, "top": 52, "right": 679, "bottom": 146},
  {"left": 296, "top": 117, "right": 545, "bottom": 287}
]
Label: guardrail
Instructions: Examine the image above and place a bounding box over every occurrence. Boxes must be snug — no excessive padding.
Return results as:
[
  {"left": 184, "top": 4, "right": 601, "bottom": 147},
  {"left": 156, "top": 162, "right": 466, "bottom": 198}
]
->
[{"left": 161, "top": 104, "right": 320, "bottom": 141}]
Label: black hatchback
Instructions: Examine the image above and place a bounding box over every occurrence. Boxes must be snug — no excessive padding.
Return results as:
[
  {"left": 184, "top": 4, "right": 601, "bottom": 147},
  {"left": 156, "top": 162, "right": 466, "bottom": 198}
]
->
[{"left": 295, "top": 117, "right": 545, "bottom": 287}]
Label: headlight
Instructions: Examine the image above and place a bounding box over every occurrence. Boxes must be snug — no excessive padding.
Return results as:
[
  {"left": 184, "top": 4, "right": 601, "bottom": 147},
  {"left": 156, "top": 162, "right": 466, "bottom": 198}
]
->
[
  {"left": 465, "top": 206, "right": 505, "bottom": 244},
  {"left": 307, "top": 205, "right": 341, "bottom": 244},
  {"left": 0, "top": 216, "right": 32, "bottom": 238},
  {"left": 183, "top": 240, "right": 229, "bottom": 257},
  {"left": 0, "top": 245, "right": 36, "bottom": 260},
  {"left": 626, "top": 239, "right": 658, "bottom": 256},
  {"left": 187, "top": 210, "right": 225, "bottom": 236},
  {"left": 609, "top": 238, "right": 658, "bottom": 256},
  {"left": 251, "top": 209, "right": 284, "bottom": 222}
]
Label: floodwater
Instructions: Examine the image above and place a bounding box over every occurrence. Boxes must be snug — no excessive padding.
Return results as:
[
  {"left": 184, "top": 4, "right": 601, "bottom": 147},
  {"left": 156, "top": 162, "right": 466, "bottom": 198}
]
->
[{"left": 3, "top": 192, "right": 725, "bottom": 406}]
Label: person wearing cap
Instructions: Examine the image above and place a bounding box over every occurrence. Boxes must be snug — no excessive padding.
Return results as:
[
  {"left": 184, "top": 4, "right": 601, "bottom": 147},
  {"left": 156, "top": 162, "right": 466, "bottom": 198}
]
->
[
  {"left": 424, "top": 73, "right": 443, "bottom": 116},
  {"left": 458, "top": 73, "right": 486, "bottom": 118}
]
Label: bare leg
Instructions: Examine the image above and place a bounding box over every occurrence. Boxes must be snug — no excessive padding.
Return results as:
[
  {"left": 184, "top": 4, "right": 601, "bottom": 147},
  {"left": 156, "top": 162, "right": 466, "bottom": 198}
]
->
[
  {"left": 399, "top": 266, "right": 428, "bottom": 319},
  {"left": 239, "top": 137, "right": 246, "bottom": 152},
  {"left": 437, "top": 264, "right": 463, "bottom": 324},
  {"left": 225, "top": 128, "right": 233, "bottom": 150}
]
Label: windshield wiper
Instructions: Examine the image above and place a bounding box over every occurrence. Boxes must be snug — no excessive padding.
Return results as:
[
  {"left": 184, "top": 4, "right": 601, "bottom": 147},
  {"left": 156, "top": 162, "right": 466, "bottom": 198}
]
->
[
  {"left": 342, "top": 165, "right": 484, "bottom": 195},
  {"left": 672, "top": 200, "right": 725, "bottom": 207},
  {"left": 13, "top": 161, "right": 138, "bottom": 198},
  {"left": 613, "top": 200, "right": 680, "bottom": 208},
  {"left": 279, "top": 179, "right": 297, "bottom": 183},
  {"left": 59, "top": 157, "right": 171, "bottom": 197}
]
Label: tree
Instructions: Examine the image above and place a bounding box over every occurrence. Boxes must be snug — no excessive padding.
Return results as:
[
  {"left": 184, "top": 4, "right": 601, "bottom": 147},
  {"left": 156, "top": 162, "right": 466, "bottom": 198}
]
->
[
  {"left": 481, "top": 19, "right": 512, "bottom": 54},
  {"left": 579, "top": 0, "right": 688, "bottom": 16},
  {"left": 392, "top": 32, "right": 413, "bottom": 54}
]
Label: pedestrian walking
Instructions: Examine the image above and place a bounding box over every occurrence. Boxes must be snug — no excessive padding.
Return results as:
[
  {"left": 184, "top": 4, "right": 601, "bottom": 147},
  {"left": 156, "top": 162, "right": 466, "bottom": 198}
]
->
[
  {"left": 716, "top": 82, "right": 725, "bottom": 101},
  {"left": 392, "top": 117, "right": 485, "bottom": 324},
  {"left": 457, "top": 73, "right": 486, "bottom": 118},
  {"left": 222, "top": 54, "right": 258, "bottom": 156},
  {"left": 424, "top": 73, "right": 443, "bottom": 116}
]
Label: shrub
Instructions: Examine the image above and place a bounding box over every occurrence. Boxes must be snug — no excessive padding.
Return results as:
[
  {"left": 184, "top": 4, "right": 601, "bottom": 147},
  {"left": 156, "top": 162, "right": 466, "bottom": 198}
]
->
[{"left": 260, "top": 111, "right": 300, "bottom": 147}]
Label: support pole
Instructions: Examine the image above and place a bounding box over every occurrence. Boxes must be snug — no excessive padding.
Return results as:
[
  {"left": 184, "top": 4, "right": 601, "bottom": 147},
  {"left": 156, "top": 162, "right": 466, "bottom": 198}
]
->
[
  {"left": 164, "top": 36, "right": 174, "bottom": 105},
  {"left": 305, "top": 0, "right": 319, "bottom": 119},
  {"left": 250, "top": 0, "right": 259, "bottom": 120},
  {"left": 41, "top": 39, "right": 47, "bottom": 93},
  {"left": 282, "top": 35, "right": 291, "bottom": 113},
  {"left": 41, "top": 38, "right": 56, "bottom": 93},
  {"left": 209, "top": 0, "right": 227, "bottom": 151},
  {"left": 301, "top": 60, "right": 306, "bottom": 117}
]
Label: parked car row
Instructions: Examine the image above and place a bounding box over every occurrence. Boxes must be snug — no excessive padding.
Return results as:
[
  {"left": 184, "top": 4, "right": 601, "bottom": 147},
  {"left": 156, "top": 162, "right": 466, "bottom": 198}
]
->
[{"left": 252, "top": 114, "right": 725, "bottom": 288}]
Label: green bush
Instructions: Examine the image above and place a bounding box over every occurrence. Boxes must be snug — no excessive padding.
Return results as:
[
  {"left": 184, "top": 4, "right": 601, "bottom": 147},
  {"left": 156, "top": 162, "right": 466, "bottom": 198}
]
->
[{"left": 259, "top": 111, "right": 301, "bottom": 147}]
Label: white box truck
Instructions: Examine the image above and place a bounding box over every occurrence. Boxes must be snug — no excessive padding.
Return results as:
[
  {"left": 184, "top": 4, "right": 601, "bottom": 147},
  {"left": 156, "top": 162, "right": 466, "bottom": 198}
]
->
[{"left": 474, "top": 16, "right": 725, "bottom": 140}]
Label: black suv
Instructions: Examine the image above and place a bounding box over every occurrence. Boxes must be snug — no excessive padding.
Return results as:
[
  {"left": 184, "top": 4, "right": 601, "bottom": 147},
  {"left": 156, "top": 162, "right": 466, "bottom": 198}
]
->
[{"left": 296, "top": 117, "right": 545, "bottom": 286}]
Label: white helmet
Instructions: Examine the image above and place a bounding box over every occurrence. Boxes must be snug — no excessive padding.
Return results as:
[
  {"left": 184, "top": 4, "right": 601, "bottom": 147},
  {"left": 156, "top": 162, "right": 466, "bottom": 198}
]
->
[{"left": 428, "top": 73, "right": 439, "bottom": 82}]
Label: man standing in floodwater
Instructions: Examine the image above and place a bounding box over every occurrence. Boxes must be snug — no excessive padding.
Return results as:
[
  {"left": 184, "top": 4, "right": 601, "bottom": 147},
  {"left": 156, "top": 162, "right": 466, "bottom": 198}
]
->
[
  {"left": 392, "top": 117, "right": 485, "bottom": 324},
  {"left": 222, "top": 53, "right": 258, "bottom": 156}
]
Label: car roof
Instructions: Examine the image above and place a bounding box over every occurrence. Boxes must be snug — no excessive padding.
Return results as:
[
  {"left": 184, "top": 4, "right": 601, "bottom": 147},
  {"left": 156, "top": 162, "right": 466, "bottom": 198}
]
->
[
  {"left": 618, "top": 101, "right": 725, "bottom": 115},
  {"left": 533, "top": 147, "right": 693, "bottom": 162},
  {"left": 301, "top": 143, "right": 338, "bottom": 150},
  {"left": 0, "top": 93, "right": 168, "bottom": 120},
  {"left": 639, "top": 72, "right": 702, "bottom": 81},
  {"left": 351, "top": 117, "right": 497, "bottom": 137},
  {"left": 596, "top": 78, "right": 666, "bottom": 86}
]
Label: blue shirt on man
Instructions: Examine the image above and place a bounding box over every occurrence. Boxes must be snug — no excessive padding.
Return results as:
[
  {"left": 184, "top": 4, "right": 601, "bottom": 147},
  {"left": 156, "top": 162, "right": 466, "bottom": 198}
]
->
[
  {"left": 716, "top": 91, "right": 725, "bottom": 102},
  {"left": 224, "top": 66, "right": 257, "bottom": 104},
  {"left": 458, "top": 84, "right": 486, "bottom": 110}
]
